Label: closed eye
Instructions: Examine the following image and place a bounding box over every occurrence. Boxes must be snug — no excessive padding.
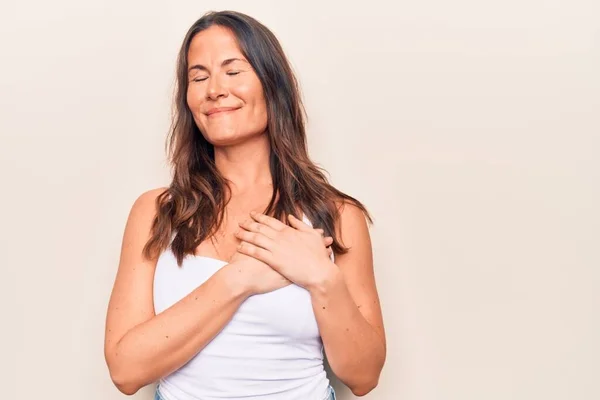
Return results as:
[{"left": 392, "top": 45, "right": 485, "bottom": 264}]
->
[{"left": 191, "top": 71, "right": 240, "bottom": 83}]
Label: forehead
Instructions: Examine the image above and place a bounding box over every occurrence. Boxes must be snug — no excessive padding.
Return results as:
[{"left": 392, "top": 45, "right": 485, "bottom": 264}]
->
[{"left": 188, "top": 25, "right": 244, "bottom": 62}]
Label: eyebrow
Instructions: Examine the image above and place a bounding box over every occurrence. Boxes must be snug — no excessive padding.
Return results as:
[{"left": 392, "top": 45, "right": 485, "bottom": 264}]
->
[{"left": 188, "top": 58, "right": 248, "bottom": 73}]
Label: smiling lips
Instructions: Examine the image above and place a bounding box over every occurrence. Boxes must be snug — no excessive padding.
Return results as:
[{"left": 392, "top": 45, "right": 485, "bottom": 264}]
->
[{"left": 206, "top": 107, "right": 240, "bottom": 116}]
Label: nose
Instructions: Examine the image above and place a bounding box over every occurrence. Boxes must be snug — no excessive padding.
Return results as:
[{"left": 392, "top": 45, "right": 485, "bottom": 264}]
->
[{"left": 206, "top": 75, "right": 228, "bottom": 101}]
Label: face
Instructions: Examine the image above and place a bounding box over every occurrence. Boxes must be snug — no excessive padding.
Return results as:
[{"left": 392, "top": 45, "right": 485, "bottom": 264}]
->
[{"left": 186, "top": 25, "right": 268, "bottom": 146}]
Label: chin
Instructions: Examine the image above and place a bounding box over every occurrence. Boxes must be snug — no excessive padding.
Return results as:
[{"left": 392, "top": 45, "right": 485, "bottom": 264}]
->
[
  {"left": 203, "top": 132, "right": 241, "bottom": 146},
  {"left": 204, "top": 130, "right": 266, "bottom": 147}
]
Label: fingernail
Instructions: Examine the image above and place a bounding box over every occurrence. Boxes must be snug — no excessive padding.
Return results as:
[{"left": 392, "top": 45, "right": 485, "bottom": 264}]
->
[{"left": 250, "top": 211, "right": 256, "bottom": 216}]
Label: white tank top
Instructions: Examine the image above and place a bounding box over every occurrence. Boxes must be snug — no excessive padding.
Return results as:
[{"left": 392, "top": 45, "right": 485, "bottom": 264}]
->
[{"left": 153, "top": 216, "right": 332, "bottom": 400}]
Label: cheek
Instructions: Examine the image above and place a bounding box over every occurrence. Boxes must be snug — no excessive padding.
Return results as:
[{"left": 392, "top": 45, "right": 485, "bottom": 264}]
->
[
  {"left": 186, "top": 86, "right": 202, "bottom": 112},
  {"left": 186, "top": 87, "right": 207, "bottom": 128},
  {"left": 254, "top": 91, "right": 268, "bottom": 116},
  {"left": 254, "top": 93, "right": 268, "bottom": 131},
  {"left": 239, "top": 84, "right": 267, "bottom": 123}
]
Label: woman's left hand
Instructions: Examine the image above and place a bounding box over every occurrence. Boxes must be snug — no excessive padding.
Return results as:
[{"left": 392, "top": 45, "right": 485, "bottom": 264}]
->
[{"left": 234, "top": 211, "right": 337, "bottom": 290}]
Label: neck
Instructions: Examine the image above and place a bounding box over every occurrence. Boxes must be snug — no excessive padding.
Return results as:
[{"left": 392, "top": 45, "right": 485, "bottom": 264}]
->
[{"left": 214, "top": 133, "right": 272, "bottom": 194}]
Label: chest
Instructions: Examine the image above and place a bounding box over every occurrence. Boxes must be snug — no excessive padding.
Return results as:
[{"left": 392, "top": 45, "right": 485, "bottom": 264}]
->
[
  {"left": 194, "top": 197, "right": 278, "bottom": 263},
  {"left": 153, "top": 251, "right": 320, "bottom": 340}
]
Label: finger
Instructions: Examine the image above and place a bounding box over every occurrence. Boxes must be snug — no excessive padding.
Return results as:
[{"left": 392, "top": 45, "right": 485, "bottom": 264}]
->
[
  {"left": 327, "top": 247, "right": 333, "bottom": 257},
  {"left": 287, "top": 214, "right": 313, "bottom": 232},
  {"left": 316, "top": 228, "right": 325, "bottom": 236},
  {"left": 250, "top": 211, "right": 287, "bottom": 231},
  {"left": 238, "top": 219, "right": 279, "bottom": 239},
  {"left": 234, "top": 229, "right": 275, "bottom": 250},
  {"left": 323, "top": 236, "right": 333, "bottom": 246},
  {"left": 237, "top": 241, "right": 276, "bottom": 266}
]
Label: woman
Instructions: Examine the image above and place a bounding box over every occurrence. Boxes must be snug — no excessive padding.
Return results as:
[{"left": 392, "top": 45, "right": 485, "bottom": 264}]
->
[{"left": 104, "top": 10, "right": 385, "bottom": 400}]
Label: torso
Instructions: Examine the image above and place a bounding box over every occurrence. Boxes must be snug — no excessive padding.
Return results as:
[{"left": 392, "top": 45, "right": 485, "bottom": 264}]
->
[
  {"left": 153, "top": 254, "right": 330, "bottom": 400},
  {"left": 153, "top": 193, "right": 332, "bottom": 400}
]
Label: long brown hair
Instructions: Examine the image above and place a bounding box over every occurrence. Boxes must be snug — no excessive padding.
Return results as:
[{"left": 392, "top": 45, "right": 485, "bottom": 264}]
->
[{"left": 143, "top": 10, "right": 371, "bottom": 266}]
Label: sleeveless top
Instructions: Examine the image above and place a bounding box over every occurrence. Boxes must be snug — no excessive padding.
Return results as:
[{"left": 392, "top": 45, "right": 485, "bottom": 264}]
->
[{"left": 153, "top": 215, "right": 332, "bottom": 400}]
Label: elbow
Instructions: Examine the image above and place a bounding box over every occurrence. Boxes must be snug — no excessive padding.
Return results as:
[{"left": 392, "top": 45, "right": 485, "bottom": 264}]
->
[
  {"left": 114, "top": 383, "right": 139, "bottom": 396},
  {"left": 349, "top": 377, "right": 380, "bottom": 397},
  {"left": 106, "top": 355, "right": 144, "bottom": 396},
  {"left": 109, "top": 367, "right": 143, "bottom": 395},
  {"left": 347, "top": 361, "right": 384, "bottom": 396},
  {"left": 334, "top": 355, "right": 385, "bottom": 396}
]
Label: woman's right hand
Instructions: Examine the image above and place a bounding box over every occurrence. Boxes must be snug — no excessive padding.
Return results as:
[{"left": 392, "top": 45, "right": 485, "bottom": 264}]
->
[{"left": 226, "top": 230, "right": 333, "bottom": 296}]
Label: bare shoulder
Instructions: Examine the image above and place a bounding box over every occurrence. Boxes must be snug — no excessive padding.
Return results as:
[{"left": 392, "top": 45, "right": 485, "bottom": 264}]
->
[
  {"left": 129, "top": 187, "right": 169, "bottom": 218},
  {"left": 118, "top": 186, "right": 170, "bottom": 270},
  {"left": 334, "top": 199, "right": 371, "bottom": 249},
  {"left": 120, "top": 187, "right": 170, "bottom": 258}
]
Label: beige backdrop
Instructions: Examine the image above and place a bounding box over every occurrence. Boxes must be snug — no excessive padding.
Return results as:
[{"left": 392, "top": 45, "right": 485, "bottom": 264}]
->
[{"left": 1, "top": 0, "right": 599, "bottom": 399}]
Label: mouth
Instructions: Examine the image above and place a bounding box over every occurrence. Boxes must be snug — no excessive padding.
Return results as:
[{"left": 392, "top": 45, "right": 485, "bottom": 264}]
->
[{"left": 207, "top": 107, "right": 241, "bottom": 117}]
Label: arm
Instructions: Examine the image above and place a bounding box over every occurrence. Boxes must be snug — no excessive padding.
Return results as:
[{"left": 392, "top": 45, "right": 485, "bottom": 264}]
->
[
  {"left": 104, "top": 189, "right": 249, "bottom": 395},
  {"left": 309, "top": 203, "right": 386, "bottom": 396}
]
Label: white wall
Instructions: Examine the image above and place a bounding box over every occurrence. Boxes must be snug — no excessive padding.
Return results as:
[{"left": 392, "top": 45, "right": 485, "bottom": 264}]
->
[{"left": 1, "top": 1, "right": 598, "bottom": 399}]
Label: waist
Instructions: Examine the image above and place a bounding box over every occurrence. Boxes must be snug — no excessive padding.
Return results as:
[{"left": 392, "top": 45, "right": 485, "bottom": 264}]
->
[
  {"left": 156, "top": 361, "right": 330, "bottom": 400},
  {"left": 156, "top": 383, "right": 336, "bottom": 400}
]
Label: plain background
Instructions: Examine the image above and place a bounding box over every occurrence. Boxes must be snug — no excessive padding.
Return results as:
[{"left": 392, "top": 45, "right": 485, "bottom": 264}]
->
[{"left": 1, "top": 0, "right": 598, "bottom": 399}]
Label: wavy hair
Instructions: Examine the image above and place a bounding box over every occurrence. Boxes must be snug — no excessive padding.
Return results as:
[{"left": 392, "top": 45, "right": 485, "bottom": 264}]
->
[{"left": 143, "top": 10, "right": 371, "bottom": 266}]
